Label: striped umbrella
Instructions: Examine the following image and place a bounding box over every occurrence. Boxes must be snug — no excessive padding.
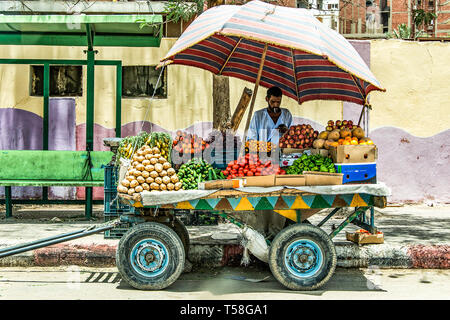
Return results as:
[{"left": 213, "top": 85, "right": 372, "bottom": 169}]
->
[{"left": 159, "top": 0, "right": 385, "bottom": 139}]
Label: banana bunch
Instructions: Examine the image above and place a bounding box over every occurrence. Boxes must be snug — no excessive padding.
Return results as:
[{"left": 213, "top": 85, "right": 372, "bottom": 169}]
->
[
  {"left": 117, "top": 132, "right": 151, "bottom": 160},
  {"left": 148, "top": 132, "right": 172, "bottom": 162}
]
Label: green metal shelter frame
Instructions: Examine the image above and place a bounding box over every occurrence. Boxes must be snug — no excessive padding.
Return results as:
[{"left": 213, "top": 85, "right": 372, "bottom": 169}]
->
[{"left": 0, "top": 14, "right": 163, "bottom": 218}]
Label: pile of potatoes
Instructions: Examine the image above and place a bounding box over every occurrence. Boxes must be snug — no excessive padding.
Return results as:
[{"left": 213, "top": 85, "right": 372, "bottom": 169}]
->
[{"left": 117, "top": 145, "right": 182, "bottom": 196}]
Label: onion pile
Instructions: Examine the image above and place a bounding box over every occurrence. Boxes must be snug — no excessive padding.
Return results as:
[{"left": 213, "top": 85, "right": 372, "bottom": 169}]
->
[{"left": 117, "top": 145, "right": 182, "bottom": 195}]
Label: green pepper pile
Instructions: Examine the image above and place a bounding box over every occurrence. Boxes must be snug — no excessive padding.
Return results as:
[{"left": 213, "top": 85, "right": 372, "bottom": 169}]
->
[
  {"left": 286, "top": 154, "right": 336, "bottom": 174},
  {"left": 177, "top": 158, "right": 226, "bottom": 190}
]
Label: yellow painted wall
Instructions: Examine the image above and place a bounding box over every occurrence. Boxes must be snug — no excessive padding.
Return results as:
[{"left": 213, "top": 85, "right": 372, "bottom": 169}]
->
[
  {"left": 1, "top": 39, "right": 449, "bottom": 136},
  {"left": 369, "top": 39, "right": 450, "bottom": 137},
  {"left": 0, "top": 39, "right": 214, "bottom": 130}
]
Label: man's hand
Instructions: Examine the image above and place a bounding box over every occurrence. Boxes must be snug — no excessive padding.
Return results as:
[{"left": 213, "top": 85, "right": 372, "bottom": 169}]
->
[{"left": 277, "top": 124, "right": 289, "bottom": 135}]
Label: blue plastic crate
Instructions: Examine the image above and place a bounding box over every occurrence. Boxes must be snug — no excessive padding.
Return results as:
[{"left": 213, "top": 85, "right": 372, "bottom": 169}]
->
[
  {"left": 104, "top": 165, "right": 119, "bottom": 191},
  {"left": 104, "top": 190, "right": 132, "bottom": 215},
  {"left": 103, "top": 165, "right": 132, "bottom": 215},
  {"left": 103, "top": 215, "right": 130, "bottom": 239},
  {"left": 201, "top": 147, "right": 239, "bottom": 170},
  {"left": 211, "top": 150, "right": 239, "bottom": 169},
  {"left": 335, "top": 163, "right": 377, "bottom": 184}
]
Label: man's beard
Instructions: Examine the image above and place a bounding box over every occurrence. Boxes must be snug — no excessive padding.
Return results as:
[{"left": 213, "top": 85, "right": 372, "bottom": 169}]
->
[{"left": 270, "top": 106, "right": 281, "bottom": 114}]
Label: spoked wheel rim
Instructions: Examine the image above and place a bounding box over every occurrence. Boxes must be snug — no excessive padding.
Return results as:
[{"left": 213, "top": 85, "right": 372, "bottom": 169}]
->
[
  {"left": 130, "top": 239, "right": 169, "bottom": 278},
  {"left": 284, "top": 239, "right": 324, "bottom": 278}
]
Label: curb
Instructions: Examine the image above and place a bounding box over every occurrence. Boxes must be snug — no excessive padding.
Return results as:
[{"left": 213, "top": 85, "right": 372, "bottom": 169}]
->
[{"left": 1, "top": 242, "right": 448, "bottom": 269}]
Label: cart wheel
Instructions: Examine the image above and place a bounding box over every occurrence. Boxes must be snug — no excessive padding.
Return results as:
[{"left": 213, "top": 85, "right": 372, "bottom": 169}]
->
[
  {"left": 116, "top": 222, "right": 185, "bottom": 290},
  {"left": 163, "top": 217, "right": 190, "bottom": 256},
  {"left": 269, "top": 223, "right": 337, "bottom": 291}
]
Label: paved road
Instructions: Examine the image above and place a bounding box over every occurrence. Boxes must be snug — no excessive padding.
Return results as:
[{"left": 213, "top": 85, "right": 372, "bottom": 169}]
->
[{"left": 0, "top": 266, "right": 449, "bottom": 300}]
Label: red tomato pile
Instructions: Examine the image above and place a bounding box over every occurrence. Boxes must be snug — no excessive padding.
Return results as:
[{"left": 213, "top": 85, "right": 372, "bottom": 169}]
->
[
  {"left": 222, "top": 154, "right": 286, "bottom": 179},
  {"left": 172, "top": 130, "right": 209, "bottom": 155}
]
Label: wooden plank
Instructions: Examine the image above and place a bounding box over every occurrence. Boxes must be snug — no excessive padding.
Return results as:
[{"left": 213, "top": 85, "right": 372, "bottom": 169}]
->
[
  {"left": 202, "top": 189, "right": 316, "bottom": 198},
  {"left": 240, "top": 43, "right": 268, "bottom": 156},
  {"left": 229, "top": 87, "right": 252, "bottom": 133}
]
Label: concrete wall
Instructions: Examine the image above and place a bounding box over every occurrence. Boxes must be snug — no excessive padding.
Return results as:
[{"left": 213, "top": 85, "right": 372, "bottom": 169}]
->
[
  {"left": 0, "top": 39, "right": 449, "bottom": 203},
  {"left": 369, "top": 39, "right": 450, "bottom": 204}
]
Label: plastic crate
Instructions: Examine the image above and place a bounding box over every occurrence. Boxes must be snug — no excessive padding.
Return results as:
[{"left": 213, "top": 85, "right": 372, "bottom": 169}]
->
[
  {"left": 103, "top": 165, "right": 132, "bottom": 215},
  {"left": 103, "top": 215, "right": 131, "bottom": 239},
  {"left": 104, "top": 165, "right": 120, "bottom": 191},
  {"left": 104, "top": 190, "right": 132, "bottom": 215},
  {"left": 209, "top": 148, "right": 239, "bottom": 170},
  {"left": 335, "top": 163, "right": 377, "bottom": 184},
  {"left": 195, "top": 211, "right": 219, "bottom": 225},
  {"left": 175, "top": 210, "right": 219, "bottom": 226}
]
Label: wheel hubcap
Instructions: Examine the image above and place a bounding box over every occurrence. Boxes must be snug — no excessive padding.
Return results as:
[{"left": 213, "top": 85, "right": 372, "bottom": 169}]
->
[
  {"left": 130, "top": 239, "right": 169, "bottom": 277},
  {"left": 285, "top": 239, "right": 323, "bottom": 278}
]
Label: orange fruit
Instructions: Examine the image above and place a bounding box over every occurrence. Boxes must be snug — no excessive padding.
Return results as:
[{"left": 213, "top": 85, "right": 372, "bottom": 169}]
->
[
  {"left": 367, "top": 140, "right": 374, "bottom": 145},
  {"left": 345, "top": 136, "right": 351, "bottom": 141},
  {"left": 350, "top": 140, "right": 358, "bottom": 145},
  {"left": 338, "top": 139, "right": 344, "bottom": 145},
  {"left": 343, "top": 141, "right": 351, "bottom": 145}
]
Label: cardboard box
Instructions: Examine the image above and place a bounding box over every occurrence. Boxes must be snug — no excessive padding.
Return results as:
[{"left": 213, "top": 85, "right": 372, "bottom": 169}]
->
[
  {"left": 346, "top": 230, "right": 384, "bottom": 245},
  {"left": 281, "top": 147, "right": 311, "bottom": 155},
  {"left": 304, "top": 171, "right": 343, "bottom": 186},
  {"left": 310, "top": 148, "right": 329, "bottom": 157},
  {"left": 275, "top": 174, "right": 306, "bottom": 186},
  {"left": 330, "top": 145, "right": 377, "bottom": 163},
  {"left": 243, "top": 175, "right": 276, "bottom": 187},
  {"left": 198, "top": 179, "right": 243, "bottom": 190}
]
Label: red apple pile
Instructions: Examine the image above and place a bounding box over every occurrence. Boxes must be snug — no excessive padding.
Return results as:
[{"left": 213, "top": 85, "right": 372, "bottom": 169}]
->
[
  {"left": 325, "top": 120, "right": 360, "bottom": 132},
  {"left": 279, "top": 124, "right": 318, "bottom": 149},
  {"left": 222, "top": 153, "right": 286, "bottom": 179}
]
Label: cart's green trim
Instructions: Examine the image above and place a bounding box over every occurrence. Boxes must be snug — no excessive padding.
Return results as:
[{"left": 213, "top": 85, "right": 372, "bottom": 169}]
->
[
  {"left": 153, "top": 194, "right": 377, "bottom": 211},
  {"left": 329, "top": 207, "right": 368, "bottom": 238},
  {"left": 119, "top": 193, "right": 383, "bottom": 235}
]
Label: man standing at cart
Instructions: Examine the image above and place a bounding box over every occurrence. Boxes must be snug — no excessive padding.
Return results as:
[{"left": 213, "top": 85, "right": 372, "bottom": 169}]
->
[
  {"left": 242, "top": 86, "right": 293, "bottom": 240},
  {"left": 247, "top": 86, "right": 292, "bottom": 146}
]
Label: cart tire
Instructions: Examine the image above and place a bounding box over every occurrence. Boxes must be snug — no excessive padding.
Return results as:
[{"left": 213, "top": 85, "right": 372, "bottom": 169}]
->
[
  {"left": 116, "top": 222, "right": 185, "bottom": 290},
  {"left": 269, "top": 223, "right": 337, "bottom": 291},
  {"left": 163, "top": 217, "right": 190, "bottom": 256}
]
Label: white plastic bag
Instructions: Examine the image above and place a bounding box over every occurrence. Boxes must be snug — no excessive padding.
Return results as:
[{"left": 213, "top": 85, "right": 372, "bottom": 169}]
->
[
  {"left": 240, "top": 226, "right": 269, "bottom": 265},
  {"left": 118, "top": 157, "right": 131, "bottom": 183}
]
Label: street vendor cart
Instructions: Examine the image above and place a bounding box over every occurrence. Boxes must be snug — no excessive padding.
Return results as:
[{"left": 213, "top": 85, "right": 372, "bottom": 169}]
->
[
  {"left": 116, "top": 183, "right": 389, "bottom": 291},
  {"left": 0, "top": 0, "right": 389, "bottom": 293},
  {"left": 110, "top": 0, "right": 389, "bottom": 291}
]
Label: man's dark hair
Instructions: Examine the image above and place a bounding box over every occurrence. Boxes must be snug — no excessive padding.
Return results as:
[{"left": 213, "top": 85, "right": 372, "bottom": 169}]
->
[{"left": 266, "top": 86, "right": 282, "bottom": 98}]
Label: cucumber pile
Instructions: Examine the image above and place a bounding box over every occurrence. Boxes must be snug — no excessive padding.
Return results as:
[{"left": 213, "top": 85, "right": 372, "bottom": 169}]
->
[{"left": 177, "top": 158, "right": 225, "bottom": 190}]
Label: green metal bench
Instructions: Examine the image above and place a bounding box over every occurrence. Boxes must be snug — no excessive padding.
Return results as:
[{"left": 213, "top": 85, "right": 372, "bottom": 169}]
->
[{"left": 0, "top": 150, "right": 113, "bottom": 219}]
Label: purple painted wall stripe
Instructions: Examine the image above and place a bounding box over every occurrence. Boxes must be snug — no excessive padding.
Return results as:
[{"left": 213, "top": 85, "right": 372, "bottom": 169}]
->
[
  {"left": 0, "top": 108, "right": 43, "bottom": 199},
  {"left": 48, "top": 98, "right": 76, "bottom": 200}
]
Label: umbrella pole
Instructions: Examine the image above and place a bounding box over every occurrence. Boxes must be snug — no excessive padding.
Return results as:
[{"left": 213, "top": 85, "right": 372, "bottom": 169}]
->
[
  {"left": 357, "top": 105, "right": 365, "bottom": 127},
  {"left": 239, "top": 43, "right": 268, "bottom": 156}
]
